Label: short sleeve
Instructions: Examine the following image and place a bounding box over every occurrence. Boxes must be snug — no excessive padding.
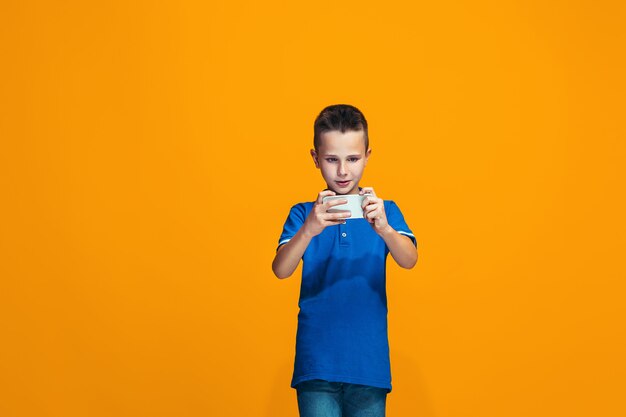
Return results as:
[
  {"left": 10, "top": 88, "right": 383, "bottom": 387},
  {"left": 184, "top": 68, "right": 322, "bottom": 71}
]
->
[
  {"left": 277, "top": 204, "right": 307, "bottom": 251},
  {"left": 385, "top": 200, "right": 417, "bottom": 249}
]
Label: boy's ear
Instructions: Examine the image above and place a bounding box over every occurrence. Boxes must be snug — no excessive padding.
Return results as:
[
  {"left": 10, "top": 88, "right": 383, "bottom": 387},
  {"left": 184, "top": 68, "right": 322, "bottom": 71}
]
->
[
  {"left": 310, "top": 149, "right": 320, "bottom": 169},
  {"left": 364, "top": 148, "right": 372, "bottom": 165}
]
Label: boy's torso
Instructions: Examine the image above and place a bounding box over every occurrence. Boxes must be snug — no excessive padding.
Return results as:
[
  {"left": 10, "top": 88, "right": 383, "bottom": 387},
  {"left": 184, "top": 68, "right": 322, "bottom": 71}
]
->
[{"left": 291, "top": 201, "right": 393, "bottom": 391}]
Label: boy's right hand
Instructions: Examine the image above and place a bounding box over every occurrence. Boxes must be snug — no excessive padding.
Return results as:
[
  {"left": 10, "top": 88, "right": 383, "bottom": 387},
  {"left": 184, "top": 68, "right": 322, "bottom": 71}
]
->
[{"left": 302, "top": 190, "right": 352, "bottom": 237}]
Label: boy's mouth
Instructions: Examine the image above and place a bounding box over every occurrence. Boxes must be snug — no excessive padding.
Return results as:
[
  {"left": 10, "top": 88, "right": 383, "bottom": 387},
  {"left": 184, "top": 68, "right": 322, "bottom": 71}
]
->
[{"left": 335, "top": 180, "right": 351, "bottom": 187}]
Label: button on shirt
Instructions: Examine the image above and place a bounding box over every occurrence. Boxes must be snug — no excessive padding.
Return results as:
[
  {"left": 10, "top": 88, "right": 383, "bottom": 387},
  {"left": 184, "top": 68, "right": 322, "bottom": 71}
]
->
[{"left": 277, "top": 199, "right": 417, "bottom": 392}]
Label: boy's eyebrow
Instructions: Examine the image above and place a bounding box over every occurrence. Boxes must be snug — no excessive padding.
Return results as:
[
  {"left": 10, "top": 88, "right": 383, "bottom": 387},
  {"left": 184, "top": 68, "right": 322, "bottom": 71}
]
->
[{"left": 323, "top": 154, "right": 363, "bottom": 157}]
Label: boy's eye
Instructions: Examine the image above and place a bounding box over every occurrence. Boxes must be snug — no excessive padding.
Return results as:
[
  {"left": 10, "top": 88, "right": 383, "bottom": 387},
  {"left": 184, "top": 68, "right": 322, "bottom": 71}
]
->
[{"left": 325, "top": 158, "right": 359, "bottom": 163}]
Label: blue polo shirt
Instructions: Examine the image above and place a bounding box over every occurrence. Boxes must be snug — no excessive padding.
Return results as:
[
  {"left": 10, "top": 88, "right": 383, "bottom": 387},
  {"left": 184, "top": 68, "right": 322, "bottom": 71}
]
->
[{"left": 277, "top": 197, "right": 417, "bottom": 392}]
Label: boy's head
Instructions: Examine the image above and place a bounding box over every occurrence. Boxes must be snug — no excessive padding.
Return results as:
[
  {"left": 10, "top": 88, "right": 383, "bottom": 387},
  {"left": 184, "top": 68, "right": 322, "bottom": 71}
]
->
[
  {"left": 311, "top": 104, "right": 372, "bottom": 195},
  {"left": 313, "top": 104, "right": 369, "bottom": 153}
]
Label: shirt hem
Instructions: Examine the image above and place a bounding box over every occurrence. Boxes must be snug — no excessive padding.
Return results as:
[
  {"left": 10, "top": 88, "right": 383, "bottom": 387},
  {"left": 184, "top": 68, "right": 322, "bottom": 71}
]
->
[{"left": 291, "top": 373, "right": 392, "bottom": 393}]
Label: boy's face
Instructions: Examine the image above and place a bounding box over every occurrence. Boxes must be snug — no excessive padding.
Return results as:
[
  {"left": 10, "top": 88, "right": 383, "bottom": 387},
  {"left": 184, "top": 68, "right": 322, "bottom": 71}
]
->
[{"left": 311, "top": 129, "right": 371, "bottom": 195}]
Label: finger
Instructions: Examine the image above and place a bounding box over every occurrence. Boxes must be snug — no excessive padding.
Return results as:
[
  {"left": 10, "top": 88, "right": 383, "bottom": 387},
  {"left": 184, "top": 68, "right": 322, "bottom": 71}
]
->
[
  {"left": 324, "top": 219, "right": 346, "bottom": 226},
  {"left": 326, "top": 211, "right": 351, "bottom": 220},
  {"left": 316, "top": 189, "right": 336, "bottom": 204},
  {"left": 363, "top": 204, "right": 378, "bottom": 214},
  {"left": 359, "top": 187, "right": 376, "bottom": 197},
  {"left": 368, "top": 208, "right": 385, "bottom": 221},
  {"left": 366, "top": 208, "right": 379, "bottom": 219},
  {"left": 362, "top": 196, "right": 380, "bottom": 208},
  {"left": 325, "top": 198, "right": 349, "bottom": 208}
]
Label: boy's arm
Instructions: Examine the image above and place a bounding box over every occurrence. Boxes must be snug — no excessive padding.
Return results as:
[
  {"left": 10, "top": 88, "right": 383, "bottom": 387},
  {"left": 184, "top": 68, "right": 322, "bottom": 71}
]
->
[
  {"left": 359, "top": 187, "right": 418, "bottom": 269},
  {"left": 379, "top": 225, "right": 418, "bottom": 269},
  {"left": 272, "top": 190, "right": 351, "bottom": 279},
  {"left": 272, "top": 227, "right": 314, "bottom": 279}
]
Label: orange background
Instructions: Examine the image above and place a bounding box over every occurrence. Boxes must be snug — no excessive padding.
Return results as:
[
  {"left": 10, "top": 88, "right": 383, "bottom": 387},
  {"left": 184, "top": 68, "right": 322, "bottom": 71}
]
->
[{"left": 1, "top": 1, "right": 625, "bottom": 416}]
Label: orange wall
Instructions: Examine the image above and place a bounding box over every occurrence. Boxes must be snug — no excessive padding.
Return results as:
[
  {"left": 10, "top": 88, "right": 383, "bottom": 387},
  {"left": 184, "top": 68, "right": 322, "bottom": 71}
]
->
[{"left": 1, "top": 1, "right": 625, "bottom": 416}]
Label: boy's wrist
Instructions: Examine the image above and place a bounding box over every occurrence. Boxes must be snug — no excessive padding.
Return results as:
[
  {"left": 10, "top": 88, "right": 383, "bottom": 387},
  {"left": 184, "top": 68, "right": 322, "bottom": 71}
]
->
[
  {"left": 299, "top": 226, "right": 316, "bottom": 240},
  {"left": 377, "top": 224, "right": 395, "bottom": 238}
]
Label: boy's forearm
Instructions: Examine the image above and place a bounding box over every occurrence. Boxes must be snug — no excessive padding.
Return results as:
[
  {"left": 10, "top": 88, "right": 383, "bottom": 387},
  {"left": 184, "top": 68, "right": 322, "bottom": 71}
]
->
[
  {"left": 379, "top": 225, "right": 418, "bottom": 269},
  {"left": 272, "top": 227, "right": 314, "bottom": 279}
]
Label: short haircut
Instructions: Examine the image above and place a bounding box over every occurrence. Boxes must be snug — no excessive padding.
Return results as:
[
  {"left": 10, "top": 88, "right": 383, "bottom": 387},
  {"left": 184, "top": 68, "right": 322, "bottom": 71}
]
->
[{"left": 313, "top": 104, "right": 369, "bottom": 152}]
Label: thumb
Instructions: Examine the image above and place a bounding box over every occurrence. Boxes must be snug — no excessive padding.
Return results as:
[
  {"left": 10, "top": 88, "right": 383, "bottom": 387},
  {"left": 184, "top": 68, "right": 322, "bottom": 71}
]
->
[{"left": 316, "top": 189, "right": 336, "bottom": 204}]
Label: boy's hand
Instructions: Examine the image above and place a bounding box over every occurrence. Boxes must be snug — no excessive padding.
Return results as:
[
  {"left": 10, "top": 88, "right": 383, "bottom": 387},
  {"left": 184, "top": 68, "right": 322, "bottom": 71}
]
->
[
  {"left": 302, "top": 190, "right": 352, "bottom": 237},
  {"left": 360, "top": 187, "right": 389, "bottom": 234}
]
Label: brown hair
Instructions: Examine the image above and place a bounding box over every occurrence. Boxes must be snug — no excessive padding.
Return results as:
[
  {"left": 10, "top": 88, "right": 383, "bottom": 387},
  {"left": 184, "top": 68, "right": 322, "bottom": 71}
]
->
[{"left": 313, "top": 104, "right": 369, "bottom": 152}]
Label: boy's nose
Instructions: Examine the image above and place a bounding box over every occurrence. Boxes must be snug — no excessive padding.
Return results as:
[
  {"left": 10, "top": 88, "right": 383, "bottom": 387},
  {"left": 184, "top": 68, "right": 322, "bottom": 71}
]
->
[{"left": 338, "top": 163, "right": 347, "bottom": 176}]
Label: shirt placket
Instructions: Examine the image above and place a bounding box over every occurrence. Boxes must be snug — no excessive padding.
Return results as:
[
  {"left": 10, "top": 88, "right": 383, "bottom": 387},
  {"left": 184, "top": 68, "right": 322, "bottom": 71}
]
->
[{"left": 339, "top": 220, "right": 351, "bottom": 247}]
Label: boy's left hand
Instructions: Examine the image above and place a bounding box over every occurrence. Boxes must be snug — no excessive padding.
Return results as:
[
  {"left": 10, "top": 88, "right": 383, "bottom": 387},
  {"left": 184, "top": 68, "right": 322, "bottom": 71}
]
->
[{"left": 359, "top": 187, "right": 389, "bottom": 234}]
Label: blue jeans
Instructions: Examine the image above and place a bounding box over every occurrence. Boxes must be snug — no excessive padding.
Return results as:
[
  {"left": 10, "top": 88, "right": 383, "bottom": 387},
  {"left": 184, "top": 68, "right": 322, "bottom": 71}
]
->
[{"left": 296, "top": 379, "right": 387, "bottom": 417}]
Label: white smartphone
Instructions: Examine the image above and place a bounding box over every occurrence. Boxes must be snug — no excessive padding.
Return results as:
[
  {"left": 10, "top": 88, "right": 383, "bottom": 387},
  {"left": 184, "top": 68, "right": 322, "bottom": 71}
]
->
[{"left": 322, "top": 194, "right": 366, "bottom": 219}]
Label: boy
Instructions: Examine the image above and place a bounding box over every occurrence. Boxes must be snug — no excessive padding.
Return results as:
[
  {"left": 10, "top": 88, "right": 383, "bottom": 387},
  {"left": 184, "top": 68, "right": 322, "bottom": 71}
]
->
[{"left": 272, "top": 104, "right": 418, "bottom": 417}]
